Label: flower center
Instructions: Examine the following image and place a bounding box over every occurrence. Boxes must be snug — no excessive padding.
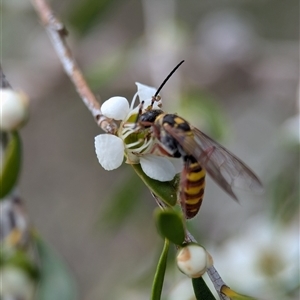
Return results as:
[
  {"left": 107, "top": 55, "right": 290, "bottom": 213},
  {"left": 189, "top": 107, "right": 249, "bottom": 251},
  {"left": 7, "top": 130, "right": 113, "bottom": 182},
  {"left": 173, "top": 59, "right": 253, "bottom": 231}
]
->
[{"left": 119, "top": 113, "right": 155, "bottom": 156}]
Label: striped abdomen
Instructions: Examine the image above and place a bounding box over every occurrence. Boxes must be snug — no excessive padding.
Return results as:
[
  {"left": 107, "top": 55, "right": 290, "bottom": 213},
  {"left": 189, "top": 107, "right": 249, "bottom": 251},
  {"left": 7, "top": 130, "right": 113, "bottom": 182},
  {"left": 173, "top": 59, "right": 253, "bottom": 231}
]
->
[{"left": 180, "top": 156, "right": 206, "bottom": 219}]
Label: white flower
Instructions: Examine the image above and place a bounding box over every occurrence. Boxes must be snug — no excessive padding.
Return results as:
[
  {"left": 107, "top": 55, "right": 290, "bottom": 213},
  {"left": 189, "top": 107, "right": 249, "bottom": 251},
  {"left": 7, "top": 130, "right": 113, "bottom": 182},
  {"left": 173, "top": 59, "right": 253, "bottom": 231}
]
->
[
  {"left": 209, "top": 216, "right": 299, "bottom": 299},
  {"left": 94, "top": 83, "right": 182, "bottom": 181}
]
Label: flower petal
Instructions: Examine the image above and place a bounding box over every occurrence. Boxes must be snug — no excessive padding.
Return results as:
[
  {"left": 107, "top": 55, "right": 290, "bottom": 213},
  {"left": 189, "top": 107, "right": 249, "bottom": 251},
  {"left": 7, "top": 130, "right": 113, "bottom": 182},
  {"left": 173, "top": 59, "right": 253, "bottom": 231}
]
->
[
  {"left": 101, "top": 96, "right": 129, "bottom": 120},
  {"left": 135, "top": 82, "right": 157, "bottom": 107},
  {"left": 94, "top": 134, "right": 124, "bottom": 170},
  {"left": 168, "top": 157, "right": 184, "bottom": 174},
  {"left": 140, "top": 155, "right": 176, "bottom": 181}
]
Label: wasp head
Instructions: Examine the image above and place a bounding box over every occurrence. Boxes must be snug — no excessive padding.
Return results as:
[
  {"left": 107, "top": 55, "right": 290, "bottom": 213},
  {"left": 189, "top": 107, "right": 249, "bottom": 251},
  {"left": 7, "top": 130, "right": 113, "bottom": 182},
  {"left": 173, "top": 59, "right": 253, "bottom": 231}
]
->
[{"left": 139, "top": 109, "right": 164, "bottom": 128}]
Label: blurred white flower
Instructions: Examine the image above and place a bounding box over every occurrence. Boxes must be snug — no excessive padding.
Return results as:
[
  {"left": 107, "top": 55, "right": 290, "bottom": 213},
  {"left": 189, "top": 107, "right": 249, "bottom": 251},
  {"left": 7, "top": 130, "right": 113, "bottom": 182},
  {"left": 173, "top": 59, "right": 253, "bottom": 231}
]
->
[
  {"left": 168, "top": 278, "right": 196, "bottom": 300},
  {"left": 281, "top": 114, "right": 300, "bottom": 145},
  {"left": 210, "top": 216, "right": 299, "bottom": 299},
  {"left": 0, "top": 89, "right": 29, "bottom": 131},
  {"left": 94, "top": 82, "right": 181, "bottom": 181}
]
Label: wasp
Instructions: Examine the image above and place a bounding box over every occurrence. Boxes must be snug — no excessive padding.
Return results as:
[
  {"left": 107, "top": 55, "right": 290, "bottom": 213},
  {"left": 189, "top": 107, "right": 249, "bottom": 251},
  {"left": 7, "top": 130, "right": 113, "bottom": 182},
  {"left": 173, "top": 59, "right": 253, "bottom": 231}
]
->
[{"left": 138, "top": 61, "right": 263, "bottom": 219}]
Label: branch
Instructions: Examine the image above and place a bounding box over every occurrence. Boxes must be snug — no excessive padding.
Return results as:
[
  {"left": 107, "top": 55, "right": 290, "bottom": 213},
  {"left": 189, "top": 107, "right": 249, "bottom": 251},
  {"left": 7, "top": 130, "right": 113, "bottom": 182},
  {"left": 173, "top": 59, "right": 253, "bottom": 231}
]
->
[
  {"left": 0, "top": 64, "right": 12, "bottom": 89},
  {"left": 31, "top": 0, "right": 117, "bottom": 134},
  {"left": 151, "top": 192, "right": 230, "bottom": 300}
]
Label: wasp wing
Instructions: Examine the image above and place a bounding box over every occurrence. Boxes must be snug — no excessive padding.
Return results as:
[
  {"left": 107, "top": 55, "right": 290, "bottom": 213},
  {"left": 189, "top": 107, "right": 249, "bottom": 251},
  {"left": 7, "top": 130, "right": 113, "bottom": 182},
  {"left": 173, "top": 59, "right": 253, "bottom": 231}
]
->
[{"left": 162, "top": 123, "right": 263, "bottom": 201}]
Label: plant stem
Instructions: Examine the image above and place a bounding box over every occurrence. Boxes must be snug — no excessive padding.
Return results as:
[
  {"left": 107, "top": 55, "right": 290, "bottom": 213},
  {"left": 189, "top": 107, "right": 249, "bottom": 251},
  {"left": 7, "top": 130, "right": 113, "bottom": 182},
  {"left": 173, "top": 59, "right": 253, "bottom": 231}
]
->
[
  {"left": 31, "top": 0, "right": 117, "bottom": 134},
  {"left": 151, "top": 239, "right": 170, "bottom": 300}
]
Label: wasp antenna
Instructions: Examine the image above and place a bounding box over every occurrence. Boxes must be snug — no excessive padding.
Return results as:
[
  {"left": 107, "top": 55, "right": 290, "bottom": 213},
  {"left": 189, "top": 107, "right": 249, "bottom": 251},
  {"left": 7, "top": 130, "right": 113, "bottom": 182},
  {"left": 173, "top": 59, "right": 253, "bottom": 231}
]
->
[{"left": 154, "top": 60, "right": 185, "bottom": 97}]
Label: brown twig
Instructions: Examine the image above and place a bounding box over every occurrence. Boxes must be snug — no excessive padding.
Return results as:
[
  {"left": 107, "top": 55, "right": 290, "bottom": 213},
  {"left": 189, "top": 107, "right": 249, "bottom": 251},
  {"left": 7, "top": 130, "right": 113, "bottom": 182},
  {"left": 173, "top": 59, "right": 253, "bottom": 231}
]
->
[{"left": 31, "top": 0, "right": 117, "bottom": 134}]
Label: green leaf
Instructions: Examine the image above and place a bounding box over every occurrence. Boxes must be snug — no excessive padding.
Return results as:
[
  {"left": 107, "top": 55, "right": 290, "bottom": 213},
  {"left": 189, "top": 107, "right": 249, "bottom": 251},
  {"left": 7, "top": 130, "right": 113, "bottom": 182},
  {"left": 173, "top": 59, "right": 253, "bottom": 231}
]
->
[
  {"left": 0, "top": 131, "right": 22, "bottom": 199},
  {"left": 131, "top": 164, "right": 179, "bottom": 207},
  {"left": 192, "top": 277, "right": 217, "bottom": 300},
  {"left": 221, "top": 285, "right": 257, "bottom": 300},
  {"left": 154, "top": 208, "right": 185, "bottom": 246},
  {"left": 34, "top": 236, "right": 78, "bottom": 300},
  {"left": 151, "top": 239, "right": 169, "bottom": 300}
]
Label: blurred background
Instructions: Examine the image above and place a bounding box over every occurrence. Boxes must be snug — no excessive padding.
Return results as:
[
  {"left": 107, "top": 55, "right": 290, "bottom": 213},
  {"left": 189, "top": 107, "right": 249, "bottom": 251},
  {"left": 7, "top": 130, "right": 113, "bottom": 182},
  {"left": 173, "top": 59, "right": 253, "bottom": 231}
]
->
[{"left": 2, "top": 0, "right": 299, "bottom": 299}]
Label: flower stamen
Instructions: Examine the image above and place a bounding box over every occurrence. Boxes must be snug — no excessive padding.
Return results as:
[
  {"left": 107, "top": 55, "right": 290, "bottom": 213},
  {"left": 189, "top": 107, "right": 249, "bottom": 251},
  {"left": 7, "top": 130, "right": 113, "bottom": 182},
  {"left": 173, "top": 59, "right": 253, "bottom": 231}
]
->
[
  {"left": 122, "top": 129, "right": 136, "bottom": 139},
  {"left": 94, "top": 82, "right": 180, "bottom": 181}
]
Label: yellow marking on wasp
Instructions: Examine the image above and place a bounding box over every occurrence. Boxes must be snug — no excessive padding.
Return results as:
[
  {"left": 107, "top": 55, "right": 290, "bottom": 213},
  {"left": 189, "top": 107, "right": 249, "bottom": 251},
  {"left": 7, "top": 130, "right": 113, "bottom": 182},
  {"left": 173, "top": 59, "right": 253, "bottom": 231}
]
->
[
  {"left": 184, "top": 185, "right": 203, "bottom": 195},
  {"left": 187, "top": 169, "right": 206, "bottom": 182},
  {"left": 174, "top": 117, "right": 185, "bottom": 124},
  {"left": 185, "top": 131, "right": 194, "bottom": 138},
  {"left": 186, "top": 197, "right": 202, "bottom": 205}
]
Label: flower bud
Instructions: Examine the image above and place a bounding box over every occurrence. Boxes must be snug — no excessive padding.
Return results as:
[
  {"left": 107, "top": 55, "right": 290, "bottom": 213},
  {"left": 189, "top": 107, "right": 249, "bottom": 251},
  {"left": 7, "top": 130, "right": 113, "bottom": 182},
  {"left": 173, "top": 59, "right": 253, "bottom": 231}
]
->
[
  {"left": 0, "top": 89, "right": 29, "bottom": 131},
  {"left": 176, "top": 244, "right": 213, "bottom": 278}
]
